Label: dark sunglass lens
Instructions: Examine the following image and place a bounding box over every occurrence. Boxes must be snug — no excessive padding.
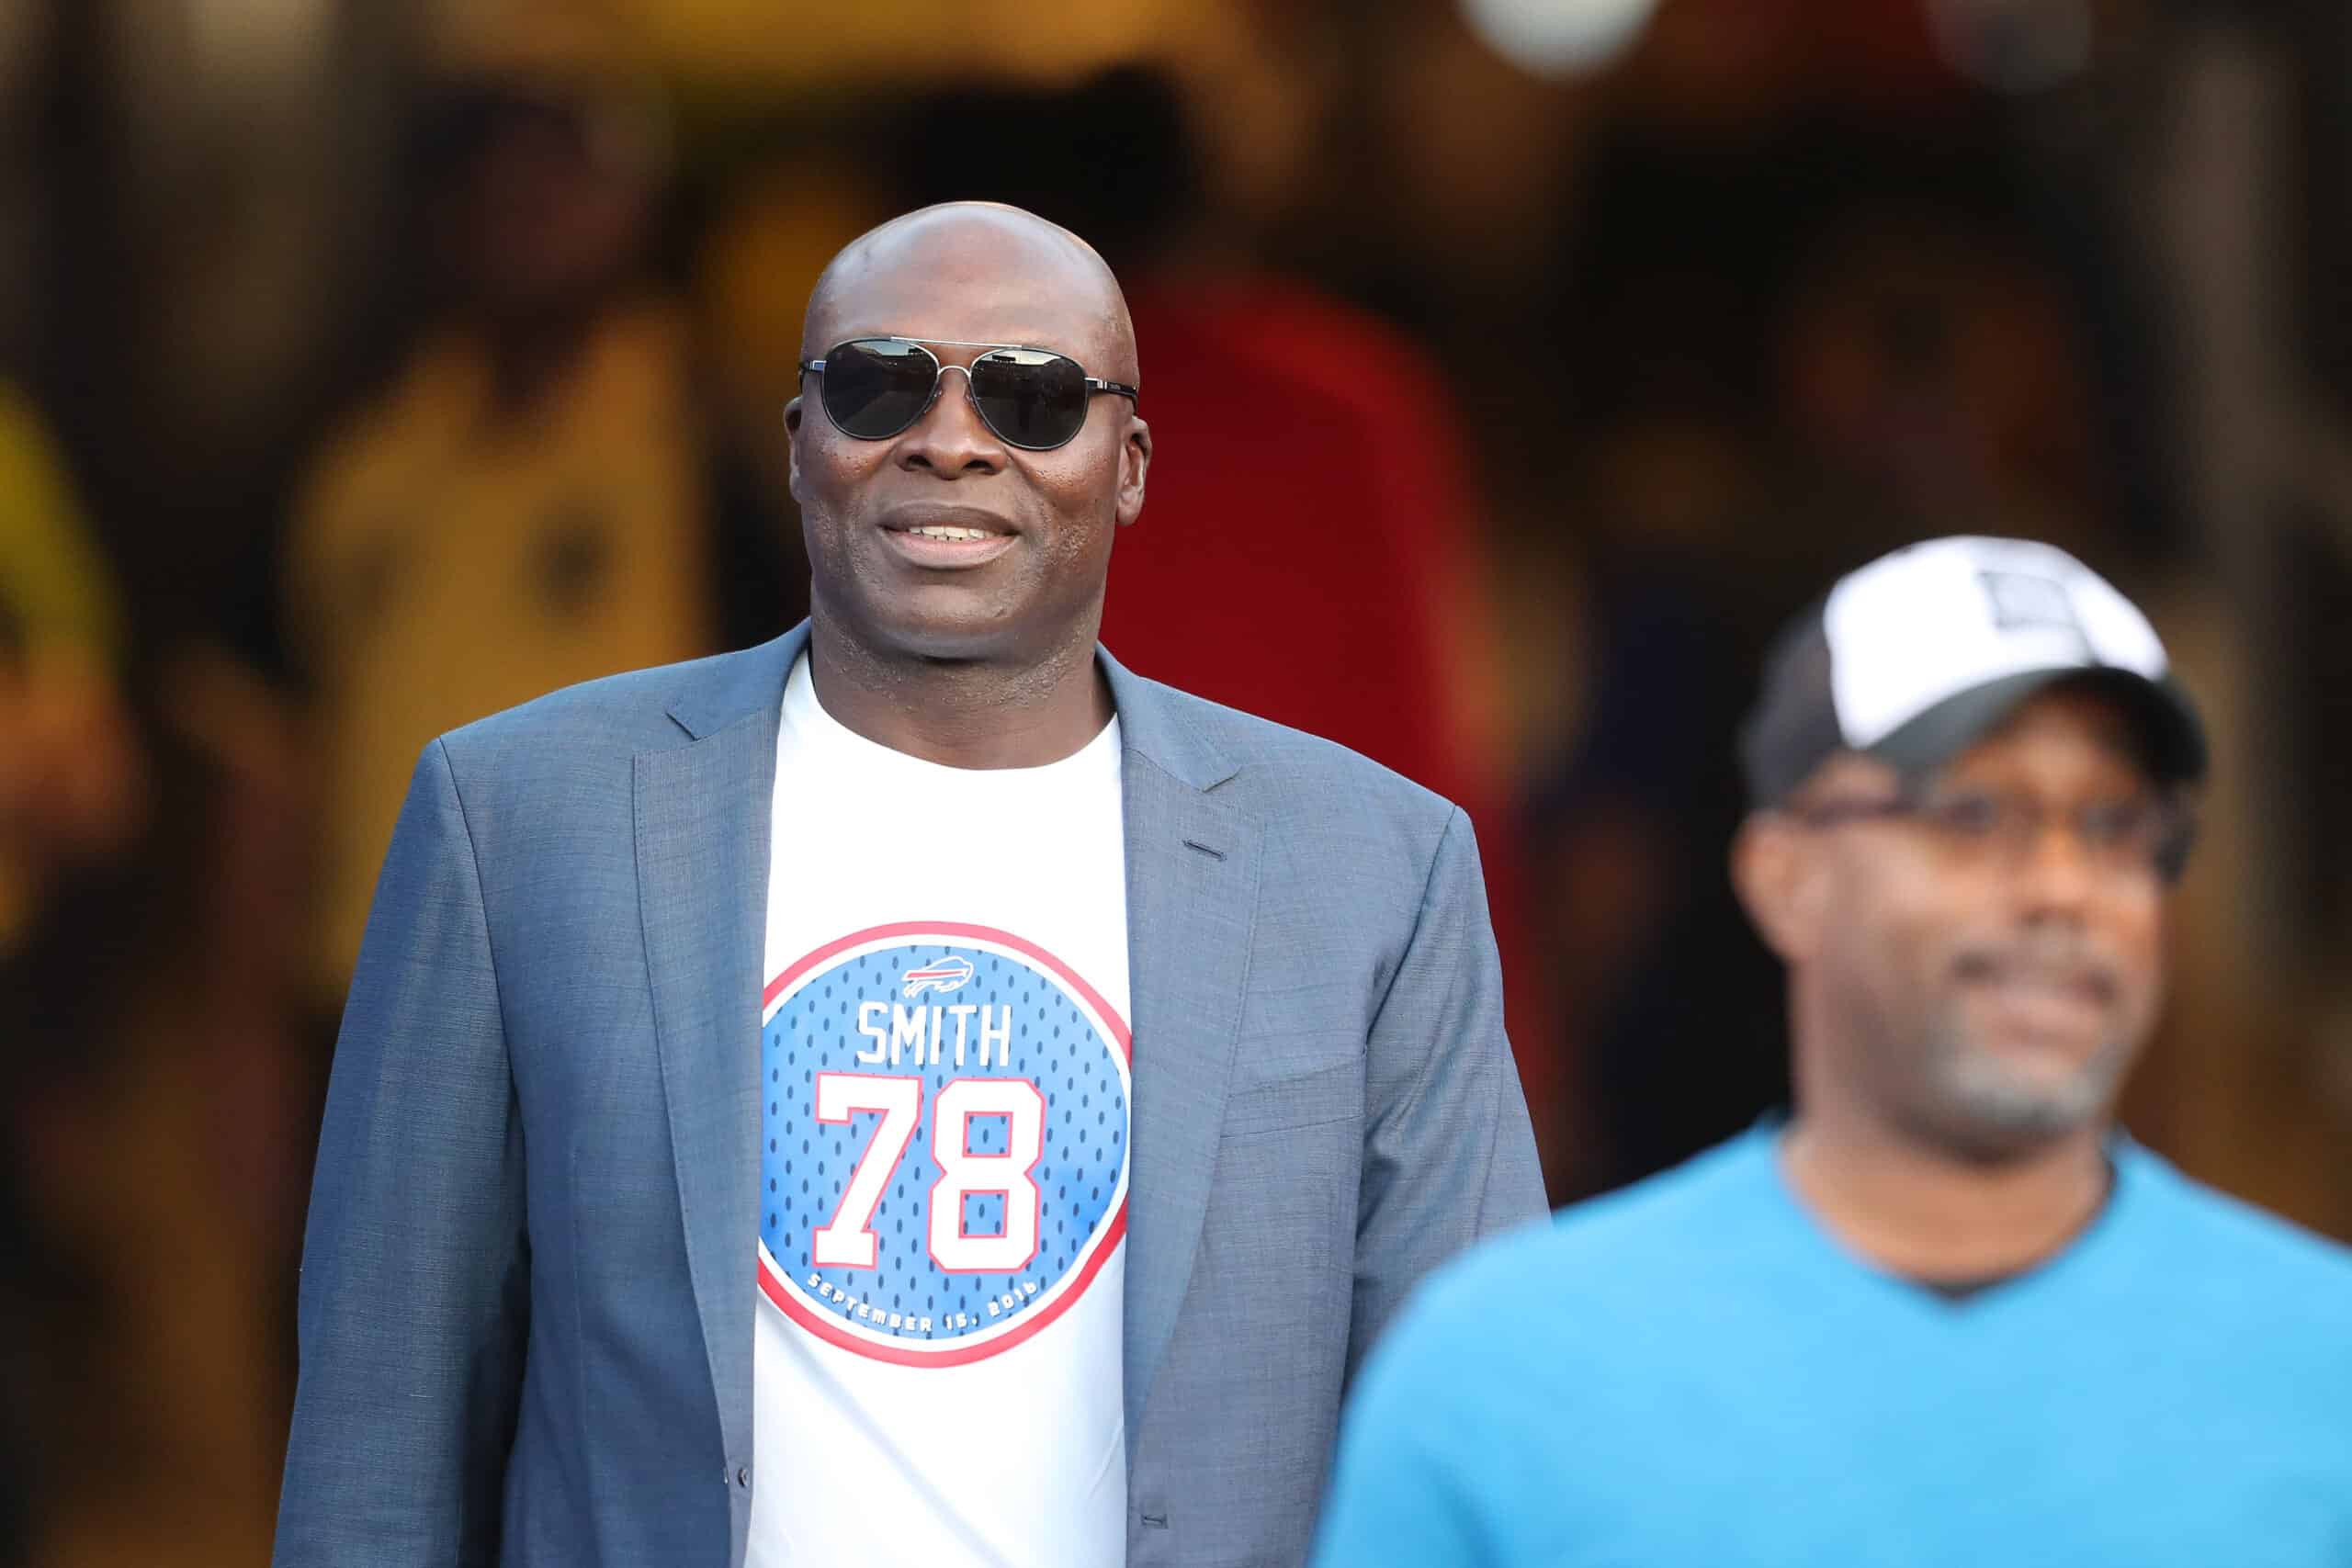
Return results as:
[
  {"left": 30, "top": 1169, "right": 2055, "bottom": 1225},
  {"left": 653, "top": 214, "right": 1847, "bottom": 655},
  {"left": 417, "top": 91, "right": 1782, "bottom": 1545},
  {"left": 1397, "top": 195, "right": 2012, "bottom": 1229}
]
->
[
  {"left": 822, "top": 339, "right": 935, "bottom": 439},
  {"left": 970, "top": 349, "right": 1088, "bottom": 448}
]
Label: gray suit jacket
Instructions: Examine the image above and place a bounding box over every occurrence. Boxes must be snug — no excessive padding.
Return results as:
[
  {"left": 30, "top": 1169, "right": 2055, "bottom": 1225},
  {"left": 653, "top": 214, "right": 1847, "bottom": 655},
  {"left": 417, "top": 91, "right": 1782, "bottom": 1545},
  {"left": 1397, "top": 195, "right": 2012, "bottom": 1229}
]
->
[{"left": 273, "top": 624, "right": 1544, "bottom": 1568}]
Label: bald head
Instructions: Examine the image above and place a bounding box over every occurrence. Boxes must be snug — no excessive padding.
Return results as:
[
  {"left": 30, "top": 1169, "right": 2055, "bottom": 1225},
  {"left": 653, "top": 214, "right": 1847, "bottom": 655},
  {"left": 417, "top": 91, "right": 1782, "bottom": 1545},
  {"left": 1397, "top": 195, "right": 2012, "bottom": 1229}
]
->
[{"left": 801, "top": 201, "right": 1137, "bottom": 383}]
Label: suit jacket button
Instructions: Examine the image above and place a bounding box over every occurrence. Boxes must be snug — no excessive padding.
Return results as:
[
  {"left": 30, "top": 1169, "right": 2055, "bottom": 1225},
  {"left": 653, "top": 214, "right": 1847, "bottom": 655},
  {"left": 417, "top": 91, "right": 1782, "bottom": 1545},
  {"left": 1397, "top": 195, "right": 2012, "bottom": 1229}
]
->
[{"left": 736, "top": 1466, "right": 751, "bottom": 1489}]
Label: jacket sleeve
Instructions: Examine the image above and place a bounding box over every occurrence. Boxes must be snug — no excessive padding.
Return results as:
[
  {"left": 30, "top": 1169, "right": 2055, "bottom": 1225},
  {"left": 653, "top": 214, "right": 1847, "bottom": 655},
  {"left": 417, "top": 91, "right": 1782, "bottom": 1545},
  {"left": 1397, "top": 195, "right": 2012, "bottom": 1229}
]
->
[
  {"left": 1349, "top": 806, "right": 1547, "bottom": 1382},
  {"left": 273, "top": 738, "right": 529, "bottom": 1567}
]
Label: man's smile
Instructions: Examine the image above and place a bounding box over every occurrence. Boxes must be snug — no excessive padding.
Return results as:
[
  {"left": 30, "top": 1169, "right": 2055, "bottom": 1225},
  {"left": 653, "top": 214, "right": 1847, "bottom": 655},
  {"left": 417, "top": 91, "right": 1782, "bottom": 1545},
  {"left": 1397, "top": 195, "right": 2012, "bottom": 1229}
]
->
[{"left": 878, "top": 503, "right": 1020, "bottom": 569}]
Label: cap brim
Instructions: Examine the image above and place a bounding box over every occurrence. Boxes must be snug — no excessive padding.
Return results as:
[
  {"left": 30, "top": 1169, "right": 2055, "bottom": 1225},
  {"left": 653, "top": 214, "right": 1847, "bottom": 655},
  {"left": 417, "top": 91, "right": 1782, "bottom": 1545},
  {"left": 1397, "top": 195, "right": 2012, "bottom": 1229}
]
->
[{"left": 1870, "top": 667, "right": 2209, "bottom": 787}]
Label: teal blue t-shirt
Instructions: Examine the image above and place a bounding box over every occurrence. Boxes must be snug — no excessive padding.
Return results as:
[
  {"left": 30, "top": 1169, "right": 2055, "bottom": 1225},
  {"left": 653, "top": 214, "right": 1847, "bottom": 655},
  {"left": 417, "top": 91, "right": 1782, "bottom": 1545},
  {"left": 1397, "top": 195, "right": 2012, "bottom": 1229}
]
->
[{"left": 1312, "top": 1125, "right": 2352, "bottom": 1567}]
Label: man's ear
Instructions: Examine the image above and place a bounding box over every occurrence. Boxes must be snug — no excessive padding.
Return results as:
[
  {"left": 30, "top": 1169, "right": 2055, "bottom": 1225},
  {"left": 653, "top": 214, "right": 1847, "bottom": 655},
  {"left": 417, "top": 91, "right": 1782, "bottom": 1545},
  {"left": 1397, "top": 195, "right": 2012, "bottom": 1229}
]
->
[
  {"left": 784, "top": 397, "right": 805, "bottom": 502},
  {"left": 1732, "top": 812, "right": 1829, "bottom": 964},
  {"left": 1114, "top": 416, "right": 1150, "bottom": 529}
]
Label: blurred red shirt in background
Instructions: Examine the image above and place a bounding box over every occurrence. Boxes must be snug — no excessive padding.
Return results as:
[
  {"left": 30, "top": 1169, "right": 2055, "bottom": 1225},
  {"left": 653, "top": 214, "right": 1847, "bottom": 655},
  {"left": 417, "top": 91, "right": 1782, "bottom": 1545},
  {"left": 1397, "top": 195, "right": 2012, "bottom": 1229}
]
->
[{"left": 1102, "top": 276, "right": 1555, "bottom": 1135}]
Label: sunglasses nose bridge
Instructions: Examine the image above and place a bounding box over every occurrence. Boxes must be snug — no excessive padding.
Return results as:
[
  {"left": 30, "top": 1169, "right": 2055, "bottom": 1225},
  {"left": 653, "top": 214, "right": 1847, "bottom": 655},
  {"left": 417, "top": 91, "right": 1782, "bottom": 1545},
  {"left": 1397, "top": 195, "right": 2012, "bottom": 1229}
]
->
[
  {"left": 899, "top": 359, "right": 1009, "bottom": 457},
  {"left": 927, "top": 361, "right": 981, "bottom": 425}
]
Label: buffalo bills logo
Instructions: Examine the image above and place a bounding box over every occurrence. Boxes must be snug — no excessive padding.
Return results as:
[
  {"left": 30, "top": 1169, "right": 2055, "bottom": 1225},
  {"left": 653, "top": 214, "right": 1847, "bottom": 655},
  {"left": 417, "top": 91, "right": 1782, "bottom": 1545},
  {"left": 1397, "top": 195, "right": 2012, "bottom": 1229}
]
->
[{"left": 900, "top": 955, "right": 975, "bottom": 998}]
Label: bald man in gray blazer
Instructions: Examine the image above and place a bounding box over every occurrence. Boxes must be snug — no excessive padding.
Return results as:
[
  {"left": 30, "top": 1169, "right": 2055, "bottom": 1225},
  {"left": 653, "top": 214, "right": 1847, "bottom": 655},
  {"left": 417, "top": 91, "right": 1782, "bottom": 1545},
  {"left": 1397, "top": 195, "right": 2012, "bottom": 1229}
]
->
[{"left": 274, "top": 202, "right": 1543, "bottom": 1568}]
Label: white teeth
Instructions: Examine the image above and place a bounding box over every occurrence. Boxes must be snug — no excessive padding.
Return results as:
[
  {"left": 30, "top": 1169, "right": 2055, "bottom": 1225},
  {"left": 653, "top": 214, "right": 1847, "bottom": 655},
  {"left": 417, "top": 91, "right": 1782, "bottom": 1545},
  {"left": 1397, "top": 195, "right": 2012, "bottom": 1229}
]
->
[{"left": 910, "top": 525, "right": 992, "bottom": 541}]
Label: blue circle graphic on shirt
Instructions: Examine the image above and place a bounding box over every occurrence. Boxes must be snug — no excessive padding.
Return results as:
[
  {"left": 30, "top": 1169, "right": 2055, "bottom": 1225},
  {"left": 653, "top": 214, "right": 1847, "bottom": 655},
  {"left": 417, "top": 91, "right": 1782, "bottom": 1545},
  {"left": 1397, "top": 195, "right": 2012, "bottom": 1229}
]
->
[{"left": 756, "top": 923, "right": 1131, "bottom": 1366}]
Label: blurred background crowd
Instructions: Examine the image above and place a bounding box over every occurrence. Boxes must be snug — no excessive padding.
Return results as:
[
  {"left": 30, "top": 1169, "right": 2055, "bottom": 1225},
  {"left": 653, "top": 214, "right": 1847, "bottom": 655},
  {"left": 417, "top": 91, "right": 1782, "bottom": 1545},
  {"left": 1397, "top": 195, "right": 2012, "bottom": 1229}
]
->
[{"left": 3, "top": 0, "right": 2350, "bottom": 1561}]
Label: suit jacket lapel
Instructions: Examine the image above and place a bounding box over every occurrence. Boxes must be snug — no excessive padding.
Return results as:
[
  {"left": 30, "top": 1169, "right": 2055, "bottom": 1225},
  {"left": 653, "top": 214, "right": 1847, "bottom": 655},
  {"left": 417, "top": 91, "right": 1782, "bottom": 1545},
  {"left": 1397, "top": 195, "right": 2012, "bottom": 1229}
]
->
[
  {"left": 635, "top": 626, "right": 803, "bottom": 1474},
  {"left": 1105, "top": 652, "right": 1262, "bottom": 1453}
]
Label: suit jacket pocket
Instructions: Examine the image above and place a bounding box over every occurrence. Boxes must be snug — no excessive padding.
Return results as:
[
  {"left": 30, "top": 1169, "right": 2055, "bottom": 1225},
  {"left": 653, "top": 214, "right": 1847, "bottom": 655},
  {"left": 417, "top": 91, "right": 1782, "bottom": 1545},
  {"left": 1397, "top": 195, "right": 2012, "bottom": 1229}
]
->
[{"left": 1220, "top": 1056, "right": 1363, "bottom": 1140}]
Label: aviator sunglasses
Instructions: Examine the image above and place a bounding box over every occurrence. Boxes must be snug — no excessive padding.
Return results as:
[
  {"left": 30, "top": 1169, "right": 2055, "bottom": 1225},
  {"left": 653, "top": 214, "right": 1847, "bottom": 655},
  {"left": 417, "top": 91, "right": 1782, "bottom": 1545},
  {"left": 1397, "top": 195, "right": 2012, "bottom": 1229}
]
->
[{"left": 797, "top": 336, "right": 1140, "bottom": 451}]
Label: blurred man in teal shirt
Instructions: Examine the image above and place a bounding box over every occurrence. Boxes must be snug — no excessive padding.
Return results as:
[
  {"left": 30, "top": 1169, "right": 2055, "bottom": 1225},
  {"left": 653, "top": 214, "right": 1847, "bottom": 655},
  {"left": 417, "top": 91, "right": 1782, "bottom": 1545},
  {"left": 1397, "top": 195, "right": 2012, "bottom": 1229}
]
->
[{"left": 1312, "top": 537, "right": 2352, "bottom": 1567}]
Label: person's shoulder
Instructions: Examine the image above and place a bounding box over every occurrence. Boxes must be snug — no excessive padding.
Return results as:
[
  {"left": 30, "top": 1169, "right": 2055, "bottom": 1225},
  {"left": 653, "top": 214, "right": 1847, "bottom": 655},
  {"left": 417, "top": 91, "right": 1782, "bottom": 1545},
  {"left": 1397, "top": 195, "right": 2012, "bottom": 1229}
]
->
[
  {"left": 1510, "top": 1131, "right": 1781, "bottom": 1286},
  {"left": 1117, "top": 668, "right": 1458, "bottom": 831},
  {"left": 1115, "top": 670, "right": 1483, "bottom": 917},
  {"left": 2124, "top": 1145, "right": 2352, "bottom": 1302},
  {"left": 1383, "top": 1133, "right": 1782, "bottom": 1360},
  {"left": 435, "top": 638, "right": 782, "bottom": 780},
  {"left": 1141, "top": 274, "right": 1442, "bottom": 406}
]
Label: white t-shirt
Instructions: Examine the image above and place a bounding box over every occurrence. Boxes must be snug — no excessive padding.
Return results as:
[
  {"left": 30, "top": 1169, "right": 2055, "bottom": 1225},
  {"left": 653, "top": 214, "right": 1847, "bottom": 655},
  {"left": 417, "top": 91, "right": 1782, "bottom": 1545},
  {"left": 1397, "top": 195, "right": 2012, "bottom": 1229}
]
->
[{"left": 748, "top": 652, "right": 1132, "bottom": 1568}]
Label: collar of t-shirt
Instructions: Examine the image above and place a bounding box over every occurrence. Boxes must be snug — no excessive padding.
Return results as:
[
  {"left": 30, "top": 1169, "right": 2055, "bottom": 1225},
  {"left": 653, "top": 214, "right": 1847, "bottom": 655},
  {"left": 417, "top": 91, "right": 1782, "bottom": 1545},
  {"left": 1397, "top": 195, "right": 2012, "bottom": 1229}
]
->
[
  {"left": 1756, "top": 1113, "right": 2127, "bottom": 1305},
  {"left": 1911, "top": 1156, "right": 2119, "bottom": 1303},
  {"left": 780, "top": 652, "right": 1121, "bottom": 794}
]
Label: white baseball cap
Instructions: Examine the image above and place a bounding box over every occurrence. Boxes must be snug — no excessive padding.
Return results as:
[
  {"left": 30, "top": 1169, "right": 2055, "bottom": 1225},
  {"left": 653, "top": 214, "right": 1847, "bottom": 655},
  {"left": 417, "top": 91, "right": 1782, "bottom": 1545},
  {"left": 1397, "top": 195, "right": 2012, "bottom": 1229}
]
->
[{"left": 1739, "top": 536, "right": 2208, "bottom": 805}]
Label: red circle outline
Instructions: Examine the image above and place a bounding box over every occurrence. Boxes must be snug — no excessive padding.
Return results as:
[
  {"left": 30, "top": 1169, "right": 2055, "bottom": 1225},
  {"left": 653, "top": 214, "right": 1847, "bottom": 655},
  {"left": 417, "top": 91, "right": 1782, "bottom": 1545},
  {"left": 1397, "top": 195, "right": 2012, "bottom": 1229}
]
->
[{"left": 760, "top": 922, "right": 1130, "bottom": 1364}]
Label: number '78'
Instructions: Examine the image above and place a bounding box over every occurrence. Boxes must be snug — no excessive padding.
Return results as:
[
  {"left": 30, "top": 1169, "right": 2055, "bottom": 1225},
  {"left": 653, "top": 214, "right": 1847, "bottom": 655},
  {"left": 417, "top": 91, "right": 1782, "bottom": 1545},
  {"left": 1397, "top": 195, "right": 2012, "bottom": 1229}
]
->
[{"left": 809, "top": 1072, "right": 1046, "bottom": 1275}]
